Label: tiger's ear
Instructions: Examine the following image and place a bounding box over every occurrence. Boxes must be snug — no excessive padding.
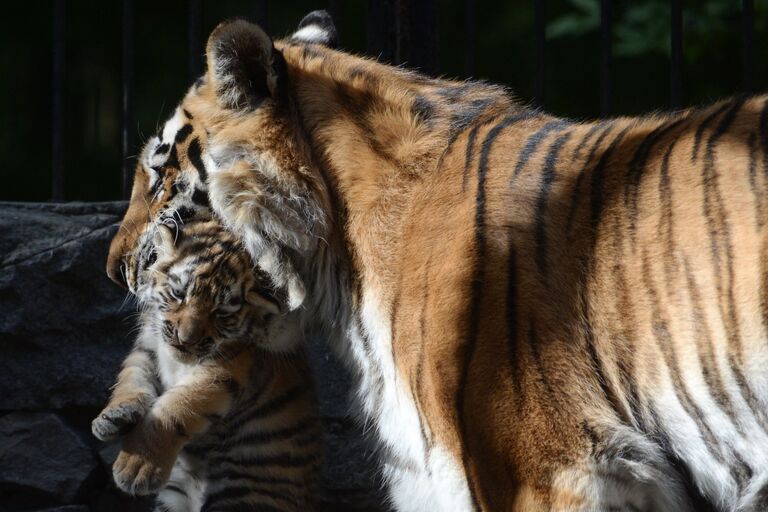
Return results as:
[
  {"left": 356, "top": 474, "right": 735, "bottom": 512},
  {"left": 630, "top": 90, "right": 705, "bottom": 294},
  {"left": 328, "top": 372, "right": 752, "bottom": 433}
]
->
[
  {"left": 206, "top": 19, "right": 282, "bottom": 110},
  {"left": 291, "top": 10, "right": 338, "bottom": 48}
]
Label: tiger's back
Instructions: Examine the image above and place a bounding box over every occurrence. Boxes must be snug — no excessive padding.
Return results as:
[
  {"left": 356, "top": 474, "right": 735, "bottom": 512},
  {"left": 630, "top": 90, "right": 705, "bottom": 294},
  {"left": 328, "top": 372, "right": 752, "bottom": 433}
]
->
[{"left": 392, "top": 97, "right": 768, "bottom": 510}]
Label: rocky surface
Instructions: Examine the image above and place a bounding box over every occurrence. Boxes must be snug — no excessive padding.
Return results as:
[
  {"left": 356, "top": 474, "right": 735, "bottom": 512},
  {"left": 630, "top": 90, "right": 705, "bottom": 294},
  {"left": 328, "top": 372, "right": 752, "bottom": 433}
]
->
[{"left": 0, "top": 201, "right": 387, "bottom": 511}]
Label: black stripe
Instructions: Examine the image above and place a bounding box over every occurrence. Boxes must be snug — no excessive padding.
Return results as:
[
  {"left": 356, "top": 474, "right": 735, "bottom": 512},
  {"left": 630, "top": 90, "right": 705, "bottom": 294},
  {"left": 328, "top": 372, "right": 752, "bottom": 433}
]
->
[
  {"left": 462, "top": 124, "right": 481, "bottom": 192},
  {"left": 534, "top": 130, "right": 573, "bottom": 275},
  {"left": 572, "top": 121, "right": 606, "bottom": 160},
  {"left": 205, "top": 469, "right": 300, "bottom": 488},
  {"left": 590, "top": 125, "right": 632, "bottom": 233},
  {"left": 760, "top": 98, "right": 768, "bottom": 183},
  {"left": 579, "top": 273, "right": 629, "bottom": 426},
  {"left": 413, "top": 256, "right": 433, "bottom": 453},
  {"left": 691, "top": 102, "right": 731, "bottom": 162},
  {"left": 658, "top": 141, "right": 678, "bottom": 282},
  {"left": 165, "top": 144, "right": 180, "bottom": 170},
  {"left": 192, "top": 187, "right": 210, "bottom": 207},
  {"left": 458, "top": 110, "right": 536, "bottom": 511},
  {"left": 202, "top": 501, "right": 282, "bottom": 512},
  {"left": 512, "top": 120, "right": 570, "bottom": 179},
  {"left": 187, "top": 137, "right": 208, "bottom": 182},
  {"left": 226, "top": 382, "right": 312, "bottom": 430},
  {"left": 203, "top": 485, "right": 298, "bottom": 509},
  {"left": 565, "top": 123, "right": 614, "bottom": 238},
  {"left": 641, "top": 253, "right": 727, "bottom": 469},
  {"left": 682, "top": 257, "right": 752, "bottom": 435},
  {"left": 747, "top": 133, "right": 763, "bottom": 228},
  {"left": 175, "top": 124, "right": 193, "bottom": 143},
  {"left": 163, "top": 483, "right": 188, "bottom": 497},
  {"left": 225, "top": 417, "right": 317, "bottom": 446},
  {"left": 624, "top": 117, "right": 686, "bottom": 244},
  {"left": 210, "top": 452, "right": 318, "bottom": 469},
  {"left": 527, "top": 321, "right": 555, "bottom": 398},
  {"left": 506, "top": 246, "right": 519, "bottom": 393},
  {"left": 649, "top": 409, "right": 719, "bottom": 512}
]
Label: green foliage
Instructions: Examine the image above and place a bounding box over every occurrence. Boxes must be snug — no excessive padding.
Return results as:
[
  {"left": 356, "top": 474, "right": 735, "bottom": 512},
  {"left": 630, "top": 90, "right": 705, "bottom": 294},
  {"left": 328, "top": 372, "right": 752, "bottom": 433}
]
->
[{"left": 548, "top": 0, "right": 767, "bottom": 58}]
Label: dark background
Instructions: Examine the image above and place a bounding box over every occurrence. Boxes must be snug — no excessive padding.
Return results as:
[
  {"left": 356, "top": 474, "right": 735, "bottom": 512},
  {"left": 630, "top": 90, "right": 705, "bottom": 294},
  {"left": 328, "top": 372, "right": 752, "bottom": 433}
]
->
[{"left": 1, "top": 0, "right": 766, "bottom": 202}]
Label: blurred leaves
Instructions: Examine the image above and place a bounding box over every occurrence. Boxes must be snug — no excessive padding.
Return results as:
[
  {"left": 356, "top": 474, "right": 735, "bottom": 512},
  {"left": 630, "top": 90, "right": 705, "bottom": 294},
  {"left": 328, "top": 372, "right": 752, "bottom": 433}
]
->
[{"left": 548, "top": 0, "right": 766, "bottom": 58}]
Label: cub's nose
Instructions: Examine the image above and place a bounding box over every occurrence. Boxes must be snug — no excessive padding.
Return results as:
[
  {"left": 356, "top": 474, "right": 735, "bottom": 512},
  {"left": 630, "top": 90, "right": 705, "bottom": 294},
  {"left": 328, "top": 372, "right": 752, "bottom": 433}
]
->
[{"left": 176, "top": 318, "right": 204, "bottom": 346}]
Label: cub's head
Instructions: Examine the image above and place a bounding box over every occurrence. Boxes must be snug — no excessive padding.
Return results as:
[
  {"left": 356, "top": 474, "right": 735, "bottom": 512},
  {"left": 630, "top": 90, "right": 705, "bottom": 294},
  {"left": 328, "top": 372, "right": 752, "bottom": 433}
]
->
[
  {"left": 107, "top": 11, "right": 338, "bottom": 310},
  {"left": 137, "top": 221, "right": 301, "bottom": 358}
]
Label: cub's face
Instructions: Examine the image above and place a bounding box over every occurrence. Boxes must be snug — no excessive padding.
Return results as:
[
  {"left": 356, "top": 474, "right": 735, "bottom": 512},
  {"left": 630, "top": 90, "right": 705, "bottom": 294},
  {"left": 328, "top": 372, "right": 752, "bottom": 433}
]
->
[{"left": 138, "top": 224, "right": 301, "bottom": 358}]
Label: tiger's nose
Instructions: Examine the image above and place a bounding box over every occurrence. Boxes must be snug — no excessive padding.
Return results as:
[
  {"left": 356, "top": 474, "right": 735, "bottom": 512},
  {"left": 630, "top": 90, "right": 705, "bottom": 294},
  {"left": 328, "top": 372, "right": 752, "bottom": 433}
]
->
[{"left": 106, "top": 256, "right": 128, "bottom": 289}]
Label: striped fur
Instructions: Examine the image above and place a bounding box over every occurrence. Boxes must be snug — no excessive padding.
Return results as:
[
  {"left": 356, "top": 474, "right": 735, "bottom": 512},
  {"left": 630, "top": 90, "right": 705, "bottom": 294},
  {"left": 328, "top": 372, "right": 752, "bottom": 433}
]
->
[
  {"left": 94, "top": 219, "right": 320, "bottom": 511},
  {"left": 105, "top": 12, "right": 768, "bottom": 511}
]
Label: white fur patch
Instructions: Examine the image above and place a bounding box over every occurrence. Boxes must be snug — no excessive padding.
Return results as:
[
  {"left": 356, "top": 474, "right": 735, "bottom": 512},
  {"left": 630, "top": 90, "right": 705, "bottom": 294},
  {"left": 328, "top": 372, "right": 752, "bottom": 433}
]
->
[
  {"left": 292, "top": 25, "right": 330, "bottom": 45},
  {"left": 350, "top": 286, "right": 473, "bottom": 510}
]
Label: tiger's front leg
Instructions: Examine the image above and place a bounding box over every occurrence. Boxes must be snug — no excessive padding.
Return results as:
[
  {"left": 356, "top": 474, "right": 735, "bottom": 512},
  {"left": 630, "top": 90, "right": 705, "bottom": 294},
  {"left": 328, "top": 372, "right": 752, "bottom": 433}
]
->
[
  {"left": 112, "top": 355, "right": 251, "bottom": 495},
  {"left": 92, "top": 344, "right": 159, "bottom": 442}
]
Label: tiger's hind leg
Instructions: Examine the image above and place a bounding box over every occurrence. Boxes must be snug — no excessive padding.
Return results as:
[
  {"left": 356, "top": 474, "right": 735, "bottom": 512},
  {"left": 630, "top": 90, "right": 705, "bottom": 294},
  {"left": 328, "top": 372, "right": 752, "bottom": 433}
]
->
[
  {"left": 547, "top": 426, "right": 698, "bottom": 512},
  {"left": 153, "top": 457, "right": 204, "bottom": 512}
]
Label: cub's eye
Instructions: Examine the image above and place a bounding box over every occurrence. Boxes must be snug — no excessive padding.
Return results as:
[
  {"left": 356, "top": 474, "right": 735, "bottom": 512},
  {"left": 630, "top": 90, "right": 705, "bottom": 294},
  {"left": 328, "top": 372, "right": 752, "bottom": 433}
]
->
[
  {"left": 168, "top": 287, "right": 185, "bottom": 302},
  {"left": 216, "top": 297, "right": 243, "bottom": 317}
]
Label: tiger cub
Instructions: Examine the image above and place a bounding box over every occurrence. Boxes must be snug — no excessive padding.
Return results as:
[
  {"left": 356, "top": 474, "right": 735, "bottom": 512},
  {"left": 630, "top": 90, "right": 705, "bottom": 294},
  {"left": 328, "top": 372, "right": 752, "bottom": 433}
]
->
[{"left": 92, "top": 219, "right": 321, "bottom": 511}]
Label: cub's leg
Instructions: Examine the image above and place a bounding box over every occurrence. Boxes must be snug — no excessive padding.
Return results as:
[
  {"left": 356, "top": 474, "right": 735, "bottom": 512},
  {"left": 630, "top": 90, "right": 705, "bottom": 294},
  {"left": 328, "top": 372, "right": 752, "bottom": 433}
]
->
[
  {"left": 92, "top": 341, "right": 159, "bottom": 442},
  {"left": 113, "top": 356, "right": 251, "bottom": 495},
  {"left": 154, "top": 456, "right": 205, "bottom": 512}
]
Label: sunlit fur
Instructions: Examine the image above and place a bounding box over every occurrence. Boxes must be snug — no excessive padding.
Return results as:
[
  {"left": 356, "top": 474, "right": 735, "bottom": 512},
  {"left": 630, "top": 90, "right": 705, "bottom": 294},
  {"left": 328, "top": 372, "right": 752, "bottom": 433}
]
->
[
  {"left": 105, "top": 11, "right": 768, "bottom": 511},
  {"left": 95, "top": 219, "right": 320, "bottom": 511}
]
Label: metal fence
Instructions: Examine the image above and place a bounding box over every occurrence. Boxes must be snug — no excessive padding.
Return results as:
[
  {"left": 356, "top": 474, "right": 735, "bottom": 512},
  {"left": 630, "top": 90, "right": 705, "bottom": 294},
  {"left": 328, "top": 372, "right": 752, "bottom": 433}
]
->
[{"left": 47, "top": 0, "right": 758, "bottom": 201}]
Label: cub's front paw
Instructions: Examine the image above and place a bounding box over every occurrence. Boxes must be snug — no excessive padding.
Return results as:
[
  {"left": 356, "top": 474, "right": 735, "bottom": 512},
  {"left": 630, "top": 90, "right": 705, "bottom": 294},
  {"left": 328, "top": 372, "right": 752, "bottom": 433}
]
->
[
  {"left": 112, "top": 448, "right": 172, "bottom": 496},
  {"left": 92, "top": 394, "right": 152, "bottom": 442}
]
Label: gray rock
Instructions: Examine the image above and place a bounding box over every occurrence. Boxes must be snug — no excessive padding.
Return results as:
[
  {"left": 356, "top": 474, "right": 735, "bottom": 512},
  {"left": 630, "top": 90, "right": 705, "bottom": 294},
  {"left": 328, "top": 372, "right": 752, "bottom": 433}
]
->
[
  {"left": 32, "top": 507, "right": 90, "bottom": 512},
  {"left": 0, "top": 201, "right": 133, "bottom": 410},
  {"left": 0, "top": 412, "right": 99, "bottom": 506}
]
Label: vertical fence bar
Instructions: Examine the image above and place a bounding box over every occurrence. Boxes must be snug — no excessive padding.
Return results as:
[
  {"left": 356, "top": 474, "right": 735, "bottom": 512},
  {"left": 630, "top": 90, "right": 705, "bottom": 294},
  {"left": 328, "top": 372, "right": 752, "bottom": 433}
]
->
[
  {"left": 534, "top": 0, "right": 546, "bottom": 106},
  {"left": 122, "top": 0, "right": 135, "bottom": 199},
  {"left": 599, "top": 0, "right": 612, "bottom": 115},
  {"left": 464, "top": 0, "right": 477, "bottom": 77},
  {"left": 254, "top": 0, "right": 268, "bottom": 29},
  {"left": 407, "top": 0, "right": 439, "bottom": 75},
  {"left": 327, "top": 0, "right": 339, "bottom": 28},
  {"left": 670, "top": 0, "right": 683, "bottom": 109},
  {"left": 188, "top": 0, "right": 202, "bottom": 80},
  {"left": 367, "top": 0, "right": 397, "bottom": 64},
  {"left": 51, "top": 0, "right": 65, "bottom": 201},
  {"left": 742, "top": 0, "right": 754, "bottom": 93}
]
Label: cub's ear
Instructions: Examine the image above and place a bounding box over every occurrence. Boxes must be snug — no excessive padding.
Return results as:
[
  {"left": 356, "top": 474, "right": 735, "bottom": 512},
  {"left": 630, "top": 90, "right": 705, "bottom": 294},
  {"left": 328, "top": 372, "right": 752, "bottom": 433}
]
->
[
  {"left": 153, "top": 224, "right": 177, "bottom": 254},
  {"left": 206, "top": 19, "right": 282, "bottom": 110},
  {"left": 246, "top": 290, "right": 281, "bottom": 317},
  {"left": 291, "top": 10, "right": 338, "bottom": 48}
]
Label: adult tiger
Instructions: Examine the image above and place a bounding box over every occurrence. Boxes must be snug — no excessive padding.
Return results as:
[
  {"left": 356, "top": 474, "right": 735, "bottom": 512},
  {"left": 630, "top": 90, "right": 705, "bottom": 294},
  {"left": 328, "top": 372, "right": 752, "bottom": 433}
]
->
[{"left": 106, "top": 11, "right": 768, "bottom": 511}]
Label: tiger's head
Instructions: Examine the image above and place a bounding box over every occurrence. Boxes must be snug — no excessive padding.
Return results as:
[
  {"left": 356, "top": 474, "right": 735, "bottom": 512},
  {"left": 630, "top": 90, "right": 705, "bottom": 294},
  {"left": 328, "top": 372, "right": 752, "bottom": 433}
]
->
[
  {"left": 137, "top": 220, "right": 301, "bottom": 359},
  {"left": 107, "top": 10, "right": 339, "bottom": 312}
]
